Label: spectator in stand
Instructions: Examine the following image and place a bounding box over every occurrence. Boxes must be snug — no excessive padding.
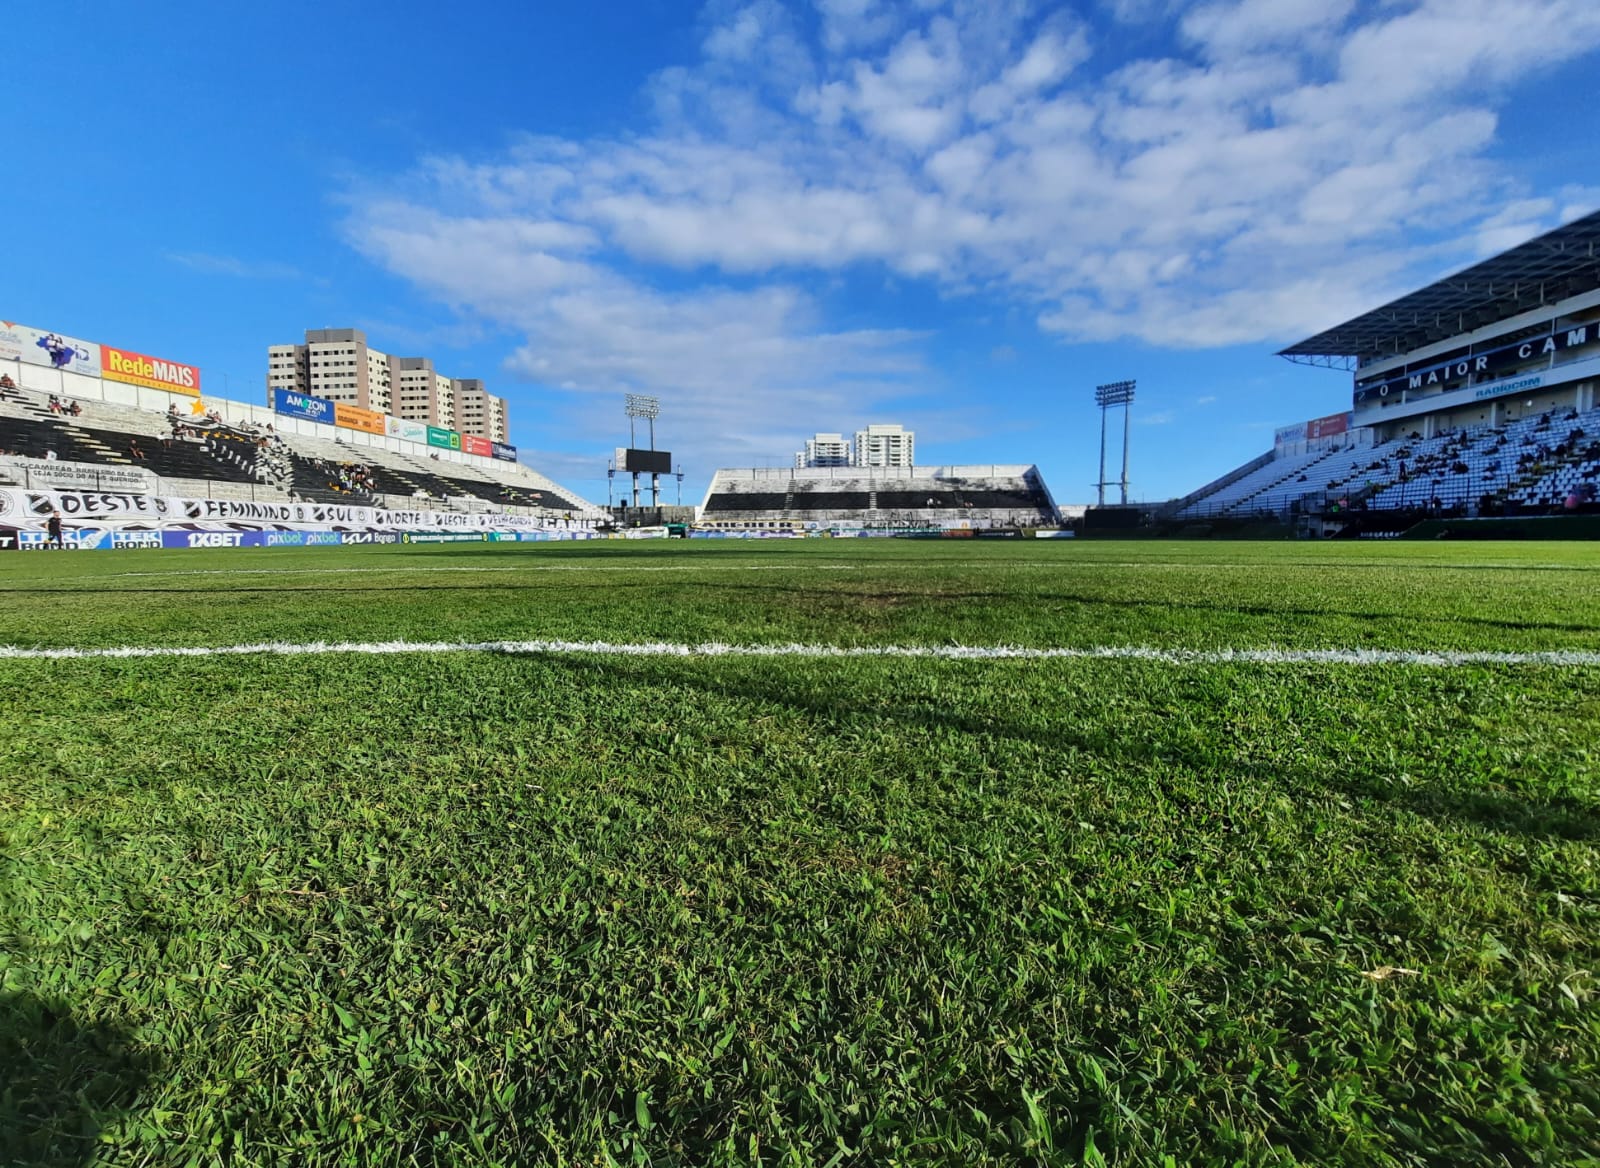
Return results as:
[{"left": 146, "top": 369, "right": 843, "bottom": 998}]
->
[
  {"left": 48, "top": 394, "right": 62, "bottom": 414},
  {"left": 128, "top": 439, "right": 146, "bottom": 461},
  {"left": 47, "top": 510, "right": 64, "bottom": 550},
  {"left": 0, "top": 373, "right": 15, "bottom": 389}
]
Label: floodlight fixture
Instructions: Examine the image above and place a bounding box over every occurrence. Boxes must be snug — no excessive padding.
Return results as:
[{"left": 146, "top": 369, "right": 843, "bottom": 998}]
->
[
  {"left": 624, "top": 393, "right": 661, "bottom": 420},
  {"left": 1094, "top": 380, "right": 1136, "bottom": 408}
]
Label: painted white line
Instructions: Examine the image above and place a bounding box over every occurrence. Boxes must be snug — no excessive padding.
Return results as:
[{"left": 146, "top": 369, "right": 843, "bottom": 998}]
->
[{"left": 0, "top": 639, "right": 1596, "bottom": 667}]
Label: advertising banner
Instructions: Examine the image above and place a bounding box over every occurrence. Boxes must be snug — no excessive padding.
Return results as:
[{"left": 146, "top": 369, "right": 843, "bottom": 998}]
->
[
  {"left": 0, "top": 321, "right": 102, "bottom": 377},
  {"left": 1356, "top": 318, "right": 1600, "bottom": 403},
  {"left": 1354, "top": 353, "right": 1600, "bottom": 424},
  {"left": 427, "top": 426, "right": 461, "bottom": 451},
  {"left": 461, "top": 434, "right": 493, "bottom": 457},
  {"left": 1306, "top": 412, "right": 1352, "bottom": 440},
  {"left": 162, "top": 531, "right": 269, "bottom": 550},
  {"left": 335, "top": 402, "right": 386, "bottom": 436},
  {"left": 101, "top": 345, "right": 201, "bottom": 396},
  {"left": 491, "top": 442, "right": 517, "bottom": 462},
  {"left": 387, "top": 417, "right": 427, "bottom": 443},
  {"left": 18, "top": 529, "right": 117, "bottom": 551},
  {"left": 1274, "top": 423, "right": 1306, "bottom": 447},
  {"left": 0, "top": 525, "right": 18, "bottom": 550},
  {"left": 272, "top": 389, "right": 335, "bottom": 424}
]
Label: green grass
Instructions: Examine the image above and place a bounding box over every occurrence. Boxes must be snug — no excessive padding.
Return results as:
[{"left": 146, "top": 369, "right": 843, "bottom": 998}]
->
[{"left": 2, "top": 540, "right": 1598, "bottom": 1166}]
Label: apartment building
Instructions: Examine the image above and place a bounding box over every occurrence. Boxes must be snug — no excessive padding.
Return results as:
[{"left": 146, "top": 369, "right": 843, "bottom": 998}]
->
[
  {"left": 454, "top": 378, "right": 510, "bottom": 443},
  {"left": 393, "top": 356, "right": 454, "bottom": 429},
  {"left": 853, "top": 423, "right": 914, "bottom": 467},
  {"left": 267, "top": 328, "right": 507, "bottom": 438},
  {"left": 795, "top": 432, "right": 852, "bottom": 468}
]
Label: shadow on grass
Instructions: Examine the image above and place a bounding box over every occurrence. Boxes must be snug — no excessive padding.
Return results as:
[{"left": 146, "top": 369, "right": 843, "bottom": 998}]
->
[
  {"left": 539, "top": 653, "right": 1600, "bottom": 843},
  {"left": 6, "top": 577, "right": 1598, "bottom": 638},
  {"left": 0, "top": 993, "right": 152, "bottom": 1167}
]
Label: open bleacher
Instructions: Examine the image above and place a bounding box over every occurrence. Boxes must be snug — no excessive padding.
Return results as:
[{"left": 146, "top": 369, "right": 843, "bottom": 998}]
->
[
  {"left": 0, "top": 385, "right": 271, "bottom": 498},
  {"left": 0, "top": 381, "right": 601, "bottom": 519},
  {"left": 701, "top": 465, "right": 1058, "bottom": 527}
]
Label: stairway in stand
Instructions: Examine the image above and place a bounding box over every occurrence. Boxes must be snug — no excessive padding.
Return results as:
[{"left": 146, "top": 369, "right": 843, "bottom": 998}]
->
[{"left": 59, "top": 425, "right": 135, "bottom": 466}]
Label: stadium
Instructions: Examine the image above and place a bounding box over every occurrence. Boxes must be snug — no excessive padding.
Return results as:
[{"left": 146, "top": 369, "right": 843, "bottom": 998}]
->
[
  {"left": 1167, "top": 209, "right": 1600, "bottom": 537},
  {"left": 5, "top": 208, "right": 1600, "bottom": 1167}
]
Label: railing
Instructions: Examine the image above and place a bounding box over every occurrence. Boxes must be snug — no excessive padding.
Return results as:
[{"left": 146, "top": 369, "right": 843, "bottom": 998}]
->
[{"left": 1159, "top": 450, "right": 1274, "bottom": 518}]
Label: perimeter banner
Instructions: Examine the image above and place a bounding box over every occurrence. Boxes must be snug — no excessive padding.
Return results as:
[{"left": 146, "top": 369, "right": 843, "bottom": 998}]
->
[
  {"left": 335, "top": 402, "right": 387, "bottom": 436},
  {"left": 387, "top": 417, "right": 427, "bottom": 443},
  {"left": 461, "top": 434, "right": 493, "bottom": 457},
  {"left": 273, "top": 389, "right": 334, "bottom": 423},
  {"left": 0, "top": 321, "right": 102, "bottom": 377},
  {"left": 427, "top": 426, "right": 461, "bottom": 451},
  {"left": 102, "top": 345, "right": 201, "bottom": 396},
  {"left": 0, "top": 489, "right": 583, "bottom": 532},
  {"left": 492, "top": 442, "right": 517, "bottom": 462},
  {"left": 1306, "top": 412, "right": 1352, "bottom": 440}
]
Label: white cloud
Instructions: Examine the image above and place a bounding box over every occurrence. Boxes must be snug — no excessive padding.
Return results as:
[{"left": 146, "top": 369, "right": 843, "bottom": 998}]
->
[
  {"left": 343, "top": 0, "right": 1600, "bottom": 470},
  {"left": 347, "top": 197, "right": 926, "bottom": 471},
  {"left": 167, "top": 252, "right": 301, "bottom": 280},
  {"left": 1182, "top": 0, "right": 1356, "bottom": 59}
]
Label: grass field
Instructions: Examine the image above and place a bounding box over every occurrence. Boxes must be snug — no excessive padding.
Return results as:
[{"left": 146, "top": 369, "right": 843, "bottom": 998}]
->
[{"left": 2, "top": 539, "right": 1598, "bottom": 1167}]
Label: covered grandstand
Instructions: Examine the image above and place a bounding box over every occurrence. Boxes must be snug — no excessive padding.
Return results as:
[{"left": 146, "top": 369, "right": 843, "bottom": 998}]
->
[
  {"left": 700, "top": 464, "right": 1059, "bottom": 530},
  {"left": 1172, "top": 209, "right": 1600, "bottom": 530}
]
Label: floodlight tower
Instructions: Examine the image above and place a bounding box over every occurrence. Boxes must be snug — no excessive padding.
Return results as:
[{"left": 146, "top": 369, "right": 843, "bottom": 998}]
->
[
  {"left": 1093, "top": 380, "right": 1136, "bottom": 506},
  {"left": 624, "top": 393, "right": 661, "bottom": 507}
]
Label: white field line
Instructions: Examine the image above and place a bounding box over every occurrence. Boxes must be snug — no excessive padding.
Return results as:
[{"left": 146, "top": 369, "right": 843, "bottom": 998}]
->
[{"left": 1, "top": 639, "right": 1598, "bottom": 667}]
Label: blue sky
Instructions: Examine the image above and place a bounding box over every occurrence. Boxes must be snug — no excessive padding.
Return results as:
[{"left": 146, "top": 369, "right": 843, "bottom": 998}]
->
[{"left": 9, "top": 0, "right": 1600, "bottom": 504}]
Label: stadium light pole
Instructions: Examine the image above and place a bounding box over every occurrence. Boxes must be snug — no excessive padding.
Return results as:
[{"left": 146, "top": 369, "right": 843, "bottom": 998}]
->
[
  {"left": 1093, "top": 380, "right": 1136, "bottom": 506},
  {"left": 624, "top": 394, "right": 661, "bottom": 508}
]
